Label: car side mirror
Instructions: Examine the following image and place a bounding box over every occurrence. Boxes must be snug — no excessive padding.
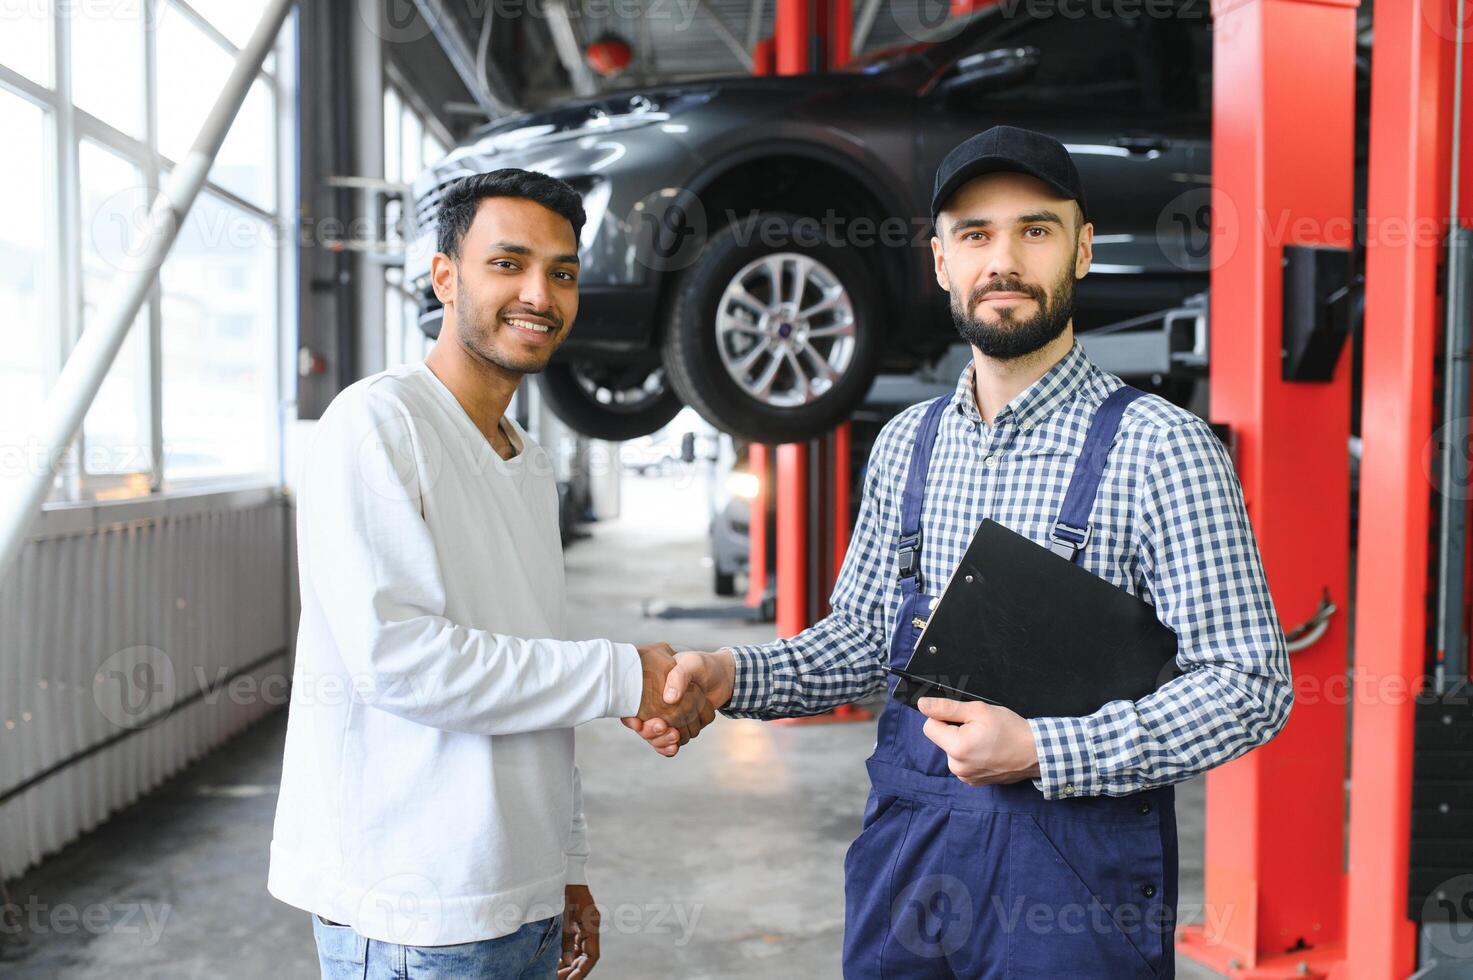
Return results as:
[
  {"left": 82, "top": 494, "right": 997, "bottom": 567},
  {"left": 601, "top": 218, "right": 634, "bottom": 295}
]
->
[{"left": 938, "top": 46, "right": 1040, "bottom": 96}]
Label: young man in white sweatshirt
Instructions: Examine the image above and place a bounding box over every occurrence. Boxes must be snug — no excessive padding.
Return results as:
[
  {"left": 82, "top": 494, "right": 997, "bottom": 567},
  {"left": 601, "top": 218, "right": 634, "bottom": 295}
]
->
[{"left": 267, "top": 169, "right": 713, "bottom": 980}]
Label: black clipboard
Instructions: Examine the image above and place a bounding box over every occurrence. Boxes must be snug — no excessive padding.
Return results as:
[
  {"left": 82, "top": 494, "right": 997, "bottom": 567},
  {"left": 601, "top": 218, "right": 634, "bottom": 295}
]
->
[{"left": 887, "top": 518, "right": 1180, "bottom": 718}]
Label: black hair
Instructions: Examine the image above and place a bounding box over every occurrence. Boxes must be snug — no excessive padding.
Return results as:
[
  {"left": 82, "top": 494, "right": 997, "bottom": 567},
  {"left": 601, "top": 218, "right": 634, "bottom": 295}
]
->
[{"left": 435, "top": 168, "right": 586, "bottom": 260}]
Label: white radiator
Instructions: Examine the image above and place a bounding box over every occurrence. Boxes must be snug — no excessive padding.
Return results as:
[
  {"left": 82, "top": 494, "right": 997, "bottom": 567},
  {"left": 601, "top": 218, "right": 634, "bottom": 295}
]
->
[{"left": 0, "top": 489, "right": 296, "bottom": 882}]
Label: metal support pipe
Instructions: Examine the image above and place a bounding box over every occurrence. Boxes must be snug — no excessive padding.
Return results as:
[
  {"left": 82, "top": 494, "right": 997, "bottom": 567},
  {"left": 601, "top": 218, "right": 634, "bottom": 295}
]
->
[
  {"left": 0, "top": 0, "right": 295, "bottom": 593},
  {"left": 852, "top": 0, "right": 881, "bottom": 55},
  {"left": 1435, "top": 223, "right": 1473, "bottom": 692},
  {"left": 1434, "top": 0, "right": 1471, "bottom": 693},
  {"left": 410, "top": 0, "right": 513, "bottom": 116}
]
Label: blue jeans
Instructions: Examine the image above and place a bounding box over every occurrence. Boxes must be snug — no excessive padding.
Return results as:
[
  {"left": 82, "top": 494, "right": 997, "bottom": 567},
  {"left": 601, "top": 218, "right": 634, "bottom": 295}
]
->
[{"left": 312, "top": 912, "right": 563, "bottom": 980}]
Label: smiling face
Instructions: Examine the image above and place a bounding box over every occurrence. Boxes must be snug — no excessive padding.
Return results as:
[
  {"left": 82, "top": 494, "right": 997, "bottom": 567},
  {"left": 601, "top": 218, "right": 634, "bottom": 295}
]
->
[
  {"left": 430, "top": 195, "right": 580, "bottom": 377},
  {"left": 932, "top": 171, "right": 1092, "bottom": 361}
]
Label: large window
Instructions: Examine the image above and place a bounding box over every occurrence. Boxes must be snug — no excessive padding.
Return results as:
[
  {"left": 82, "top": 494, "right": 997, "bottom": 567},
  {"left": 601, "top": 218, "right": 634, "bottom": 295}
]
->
[
  {"left": 0, "top": 0, "right": 294, "bottom": 501},
  {"left": 383, "top": 81, "right": 448, "bottom": 370},
  {"left": 0, "top": 90, "right": 54, "bottom": 445}
]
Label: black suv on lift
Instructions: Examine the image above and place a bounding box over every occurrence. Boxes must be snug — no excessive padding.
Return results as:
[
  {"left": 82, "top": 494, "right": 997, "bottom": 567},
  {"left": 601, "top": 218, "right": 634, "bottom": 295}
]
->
[{"left": 406, "top": 4, "right": 1218, "bottom": 443}]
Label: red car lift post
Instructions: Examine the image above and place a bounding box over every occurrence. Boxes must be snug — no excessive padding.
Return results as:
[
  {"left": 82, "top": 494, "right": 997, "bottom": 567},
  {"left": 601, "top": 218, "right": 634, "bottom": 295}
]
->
[
  {"left": 1175, "top": 0, "right": 1358, "bottom": 976},
  {"left": 762, "top": 0, "right": 866, "bottom": 724},
  {"left": 1344, "top": 0, "right": 1473, "bottom": 976}
]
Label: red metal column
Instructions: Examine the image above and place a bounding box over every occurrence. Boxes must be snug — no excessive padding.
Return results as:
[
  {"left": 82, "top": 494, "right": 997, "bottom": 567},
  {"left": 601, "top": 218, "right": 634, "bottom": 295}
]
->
[
  {"left": 775, "top": 442, "right": 811, "bottom": 636},
  {"left": 745, "top": 444, "right": 771, "bottom": 609},
  {"left": 831, "top": 421, "right": 852, "bottom": 581},
  {"left": 1343, "top": 0, "right": 1470, "bottom": 975},
  {"left": 828, "top": 0, "right": 851, "bottom": 67},
  {"left": 1174, "top": 1, "right": 1357, "bottom": 976},
  {"left": 775, "top": 0, "right": 810, "bottom": 75}
]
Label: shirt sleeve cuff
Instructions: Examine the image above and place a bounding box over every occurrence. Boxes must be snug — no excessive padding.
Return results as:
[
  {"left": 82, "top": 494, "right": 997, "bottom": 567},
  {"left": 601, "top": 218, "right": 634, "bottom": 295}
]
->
[
  {"left": 610, "top": 642, "right": 643, "bottom": 718},
  {"left": 1027, "top": 715, "right": 1100, "bottom": 800},
  {"left": 720, "top": 645, "right": 772, "bottom": 718},
  {"left": 564, "top": 854, "right": 588, "bottom": 886}
]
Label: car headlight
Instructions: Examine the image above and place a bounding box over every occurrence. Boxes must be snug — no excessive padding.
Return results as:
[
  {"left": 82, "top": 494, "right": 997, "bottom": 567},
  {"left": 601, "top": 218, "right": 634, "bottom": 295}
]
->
[{"left": 725, "top": 471, "right": 761, "bottom": 501}]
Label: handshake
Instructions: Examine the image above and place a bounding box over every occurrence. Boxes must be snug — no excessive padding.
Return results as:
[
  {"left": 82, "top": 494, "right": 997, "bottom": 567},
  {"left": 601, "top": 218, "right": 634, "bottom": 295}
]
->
[{"left": 620, "top": 644, "right": 737, "bottom": 757}]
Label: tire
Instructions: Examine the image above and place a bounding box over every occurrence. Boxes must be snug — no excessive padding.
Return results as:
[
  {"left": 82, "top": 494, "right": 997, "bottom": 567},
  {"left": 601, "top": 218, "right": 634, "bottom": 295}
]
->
[
  {"left": 713, "top": 567, "right": 737, "bottom": 597},
  {"left": 536, "top": 360, "right": 683, "bottom": 442},
  {"left": 661, "top": 211, "right": 883, "bottom": 444}
]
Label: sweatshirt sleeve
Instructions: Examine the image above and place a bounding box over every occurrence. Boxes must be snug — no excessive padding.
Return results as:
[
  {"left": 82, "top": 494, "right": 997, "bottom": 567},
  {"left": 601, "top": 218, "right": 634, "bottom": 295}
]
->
[{"left": 299, "top": 384, "right": 645, "bottom": 735}]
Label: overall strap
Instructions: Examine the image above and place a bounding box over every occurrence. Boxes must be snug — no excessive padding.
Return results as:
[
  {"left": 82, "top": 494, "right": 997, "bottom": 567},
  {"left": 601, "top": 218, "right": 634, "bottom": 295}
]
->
[
  {"left": 897, "top": 396, "right": 951, "bottom": 595},
  {"left": 1050, "top": 384, "right": 1146, "bottom": 562}
]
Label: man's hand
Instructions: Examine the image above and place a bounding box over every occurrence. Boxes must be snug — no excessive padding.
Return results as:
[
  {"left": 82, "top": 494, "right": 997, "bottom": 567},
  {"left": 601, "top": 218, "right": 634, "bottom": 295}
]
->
[
  {"left": 558, "top": 884, "right": 600, "bottom": 980},
  {"left": 624, "top": 650, "right": 735, "bottom": 756},
  {"left": 627, "top": 643, "right": 715, "bottom": 755},
  {"left": 916, "top": 697, "right": 1042, "bottom": 786}
]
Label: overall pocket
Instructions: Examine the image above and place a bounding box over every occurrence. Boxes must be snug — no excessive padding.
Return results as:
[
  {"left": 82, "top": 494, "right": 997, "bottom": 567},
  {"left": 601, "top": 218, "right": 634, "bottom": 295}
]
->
[{"left": 1005, "top": 812, "right": 1167, "bottom": 978}]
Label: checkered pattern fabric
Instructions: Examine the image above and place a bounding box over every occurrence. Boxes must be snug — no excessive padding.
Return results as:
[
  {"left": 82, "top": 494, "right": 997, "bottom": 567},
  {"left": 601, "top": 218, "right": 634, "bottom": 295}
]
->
[{"left": 723, "top": 338, "right": 1292, "bottom": 800}]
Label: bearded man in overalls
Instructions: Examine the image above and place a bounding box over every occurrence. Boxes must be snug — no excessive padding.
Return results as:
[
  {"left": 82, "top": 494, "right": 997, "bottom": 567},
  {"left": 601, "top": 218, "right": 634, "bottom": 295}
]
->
[{"left": 633, "top": 126, "right": 1293, "bottom": 979}]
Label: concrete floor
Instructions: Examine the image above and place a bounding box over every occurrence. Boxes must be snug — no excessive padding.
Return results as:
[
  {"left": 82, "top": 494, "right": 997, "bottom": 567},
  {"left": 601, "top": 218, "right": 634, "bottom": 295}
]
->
[{"left": 0, "top": 471, "right": 1221, "bottom": 978}]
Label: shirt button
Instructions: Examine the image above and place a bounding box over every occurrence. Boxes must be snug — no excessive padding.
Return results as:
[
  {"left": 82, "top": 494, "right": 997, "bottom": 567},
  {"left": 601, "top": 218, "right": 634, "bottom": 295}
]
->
[
  {"left": 1062, "top": 784, "right": 1075, "bottom": 796},
  {"left": 1141, "top": 883, "right": 1157, "bottom": 898},
  {"left": 1137, "top": 801, "right": 1152, "bottom": 815},
  {"left": 984, "top": 455, "right": 998, "bottom": 469}
]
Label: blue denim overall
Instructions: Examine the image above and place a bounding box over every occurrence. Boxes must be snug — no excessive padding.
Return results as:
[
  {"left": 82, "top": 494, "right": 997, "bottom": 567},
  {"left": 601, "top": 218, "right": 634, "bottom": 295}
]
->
[{"left": 842, "top": 388, "right": 1179, "bottom": 979}]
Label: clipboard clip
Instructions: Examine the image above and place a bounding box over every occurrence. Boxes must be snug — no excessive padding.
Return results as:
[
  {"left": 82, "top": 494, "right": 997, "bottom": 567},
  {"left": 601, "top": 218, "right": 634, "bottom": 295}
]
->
[{"left": 1049, "top": 521, "right": 1092, "bottom": 561}]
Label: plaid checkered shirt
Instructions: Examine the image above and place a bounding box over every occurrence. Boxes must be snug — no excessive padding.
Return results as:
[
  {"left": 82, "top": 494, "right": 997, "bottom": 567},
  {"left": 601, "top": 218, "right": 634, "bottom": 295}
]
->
[{"left": 722, "top": 337, "right": 1293, "bottom": 800}]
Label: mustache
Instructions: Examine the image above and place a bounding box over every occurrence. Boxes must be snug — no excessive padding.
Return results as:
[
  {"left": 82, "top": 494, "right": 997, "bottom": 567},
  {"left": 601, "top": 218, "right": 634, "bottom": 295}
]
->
[
  {"left": 969, "top": 280, "right": 1043, "bottom": 307},
  {"left": 501, "top": 307, "right": 564, "bottom": 329}
]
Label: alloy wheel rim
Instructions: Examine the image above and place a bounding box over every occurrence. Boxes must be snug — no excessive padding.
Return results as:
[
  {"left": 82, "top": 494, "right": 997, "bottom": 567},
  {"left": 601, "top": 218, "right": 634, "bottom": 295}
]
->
[
  {"left": 713, "top": 252, "right": 857, "bottom": 408},
  {"left": 570, "top": 363, "right": 668, "bottom": 414}
]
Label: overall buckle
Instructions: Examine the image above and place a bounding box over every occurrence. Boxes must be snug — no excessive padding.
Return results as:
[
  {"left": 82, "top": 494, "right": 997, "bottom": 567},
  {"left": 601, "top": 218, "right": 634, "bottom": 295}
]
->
[
  {"left": 1049, "top": 522, "right": 1092, "bottom": 560},
  {"left": 897, "top": 531, "right": 922, "bottom": 581}
]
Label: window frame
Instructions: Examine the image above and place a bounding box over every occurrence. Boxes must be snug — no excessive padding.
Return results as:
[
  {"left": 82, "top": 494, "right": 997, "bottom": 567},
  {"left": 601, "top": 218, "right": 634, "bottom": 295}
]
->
[{"left": 0, "top": 0, "right": 297, "bottom": 507}]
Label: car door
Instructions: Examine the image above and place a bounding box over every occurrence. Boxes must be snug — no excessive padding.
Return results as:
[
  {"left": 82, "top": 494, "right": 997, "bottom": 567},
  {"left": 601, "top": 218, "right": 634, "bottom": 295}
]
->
[{"left": 916, "top": 5, "right": 1211, "bottom": 321}]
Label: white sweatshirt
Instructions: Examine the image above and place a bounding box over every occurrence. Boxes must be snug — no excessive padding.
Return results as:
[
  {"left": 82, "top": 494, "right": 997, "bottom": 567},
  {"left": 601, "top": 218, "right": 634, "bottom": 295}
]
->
[{"left": 267, "top": 361, "right": 644, "bottom": 946}]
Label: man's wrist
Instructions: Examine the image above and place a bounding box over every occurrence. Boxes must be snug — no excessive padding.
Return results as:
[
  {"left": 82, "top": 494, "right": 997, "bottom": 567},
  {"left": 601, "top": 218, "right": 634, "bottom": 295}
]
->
[
  {"left": 1026, "top": 715, "right": 1098, "bottom": 799},
  {"left": 719, "top": 645, "right": 771, "bottom": 717}
]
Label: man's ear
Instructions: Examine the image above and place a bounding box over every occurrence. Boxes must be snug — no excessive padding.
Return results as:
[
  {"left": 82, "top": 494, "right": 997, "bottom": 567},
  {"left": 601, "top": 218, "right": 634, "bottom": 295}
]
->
[
  {"left": 932, "top": 235, "right": 950, "bottom": 292},
  {"left": 430, "top": 252, "right": 456, "bottom": 306},
  {"left": 1074, "top": 221, "right": 1093, "bottom": 279}
]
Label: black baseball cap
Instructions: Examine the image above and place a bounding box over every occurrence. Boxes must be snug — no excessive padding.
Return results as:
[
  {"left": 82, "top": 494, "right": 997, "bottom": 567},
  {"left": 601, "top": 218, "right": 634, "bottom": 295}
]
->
[{"left": 931, "top": 125, "right": 1088, "bottom": 230}]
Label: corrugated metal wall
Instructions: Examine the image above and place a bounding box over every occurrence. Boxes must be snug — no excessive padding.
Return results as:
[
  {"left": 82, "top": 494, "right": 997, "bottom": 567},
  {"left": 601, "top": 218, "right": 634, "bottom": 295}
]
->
[{"left": 0, "top": 491, "right": 296, "bottom": 882}]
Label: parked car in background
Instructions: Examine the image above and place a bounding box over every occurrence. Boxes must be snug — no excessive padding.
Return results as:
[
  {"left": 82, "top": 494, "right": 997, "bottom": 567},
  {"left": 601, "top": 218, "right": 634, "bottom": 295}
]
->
[{"left": 407, "top": 1, "right": 1220, "bottom": 444}]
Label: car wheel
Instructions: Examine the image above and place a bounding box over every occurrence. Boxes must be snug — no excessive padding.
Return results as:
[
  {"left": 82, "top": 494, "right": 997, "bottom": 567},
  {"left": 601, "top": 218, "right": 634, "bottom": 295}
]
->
[
  {"left": 713, "top": 567, "right": 737, "bottom": 597},
  {"left": 536, "top": 360, "right": 683, "bottom": 442},
  {"left": 661, "top": 212, "right": 882, "bottom": 444}
]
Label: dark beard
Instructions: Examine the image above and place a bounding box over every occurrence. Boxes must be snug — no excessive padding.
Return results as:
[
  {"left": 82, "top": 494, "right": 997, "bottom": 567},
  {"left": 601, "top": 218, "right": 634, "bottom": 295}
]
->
[
  {"left": 452, "top": 275, "right": 563, "bottom": 376},
  {"left": 950, "top": 265, "right": 1076, "bottom": 360}
]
